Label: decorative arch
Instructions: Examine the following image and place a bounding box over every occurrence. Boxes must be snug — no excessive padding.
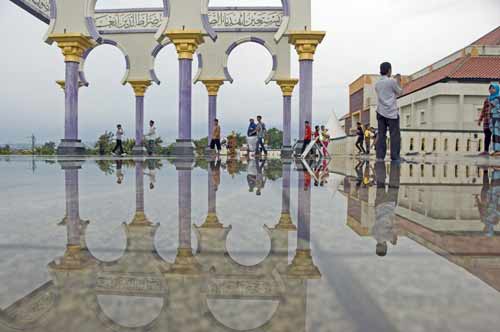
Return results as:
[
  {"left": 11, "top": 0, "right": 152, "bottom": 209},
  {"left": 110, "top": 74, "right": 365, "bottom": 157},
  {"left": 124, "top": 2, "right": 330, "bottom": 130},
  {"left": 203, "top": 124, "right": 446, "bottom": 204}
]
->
[
  {"left": 150, "top": 40, "right": 173, "bottom": 85},
  {"left": 79, "top": 39, "right": 129, "bottom": 86},
  {"left": 223, "top": 37, "right": 278, "bottom": 84}
]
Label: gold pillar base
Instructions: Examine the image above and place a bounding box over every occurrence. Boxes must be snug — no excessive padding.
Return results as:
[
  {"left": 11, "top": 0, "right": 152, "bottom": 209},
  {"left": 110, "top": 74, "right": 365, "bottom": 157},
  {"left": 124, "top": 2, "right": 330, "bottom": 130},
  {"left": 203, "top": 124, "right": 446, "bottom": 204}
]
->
[
  {"left": 287, "top": 249, "right": 321, "bottom": 279},
  {"left": 200, "top": 213, "right": 223, "bottom": 228},
  {"left": 168, "top": 248, "right": 202, "bottom": 275},
  {"left": 130, "top": 211, "right": 152, "bottom": 226},
  {"left": 50, "top": 245, "right": 91, "bottom": 271},
  {"left": 275, "top": 213, "right": 297, "bottom": 231}
]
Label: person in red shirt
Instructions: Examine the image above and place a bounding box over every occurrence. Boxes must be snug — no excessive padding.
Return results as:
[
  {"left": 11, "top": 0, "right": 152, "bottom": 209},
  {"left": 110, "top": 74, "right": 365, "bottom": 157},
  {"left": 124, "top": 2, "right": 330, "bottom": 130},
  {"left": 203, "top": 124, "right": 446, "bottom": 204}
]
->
[{"left": 301, "top": 121, "right": 312, "bottom": 155}]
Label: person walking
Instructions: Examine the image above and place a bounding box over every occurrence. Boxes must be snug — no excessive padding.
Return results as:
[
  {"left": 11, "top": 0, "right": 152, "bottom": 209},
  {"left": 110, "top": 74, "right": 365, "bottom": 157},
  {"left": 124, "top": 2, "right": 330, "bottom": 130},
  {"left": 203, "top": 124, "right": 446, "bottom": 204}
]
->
[
  {"left": 112, "top": 124, "right": 125, "bottom": 156},
  {"left": 375, "top": 62, "right": 403, "bottom": 162},
  {"left": 300, "top": 121, "right": 312, "bottom": 157},
  {"left": 488, "top": 83, "right": 500, "bottom": 157},
  {"left": 210, "top": 119, "right": 222, "bottom": 155},
  {"left": 478, "top": 92, "right": 492, "bottom": 156},
  {"left": 144, "top": 120, "right": 157, "bottom": 156},
  {"left": 255, "top": 115, "right": 267, "bottom": 156},
  {"left": 355, "top": 122, "right": 366, "bottom": 154},
  {"left": 321, "top": 125, "right": 330, "bottom": 156},
  {"left": 247, "top": 118, "right": 257, "bottom": 155},
  {"left": 364, "top": 126, "right": 374, "bottom": 155}
]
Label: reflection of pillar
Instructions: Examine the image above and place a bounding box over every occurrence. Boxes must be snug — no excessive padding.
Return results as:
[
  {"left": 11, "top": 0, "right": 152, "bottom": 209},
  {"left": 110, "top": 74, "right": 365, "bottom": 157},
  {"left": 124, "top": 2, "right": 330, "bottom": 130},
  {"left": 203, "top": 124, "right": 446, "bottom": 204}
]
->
[
  {"left": 51, "top": 161, "right": 90, "bottom": 270},
  {"left": 129, "top": 81, "right": 152, "bottom": 155},
  {"left": 289, "top": 32, "right": 326, "bottom": 154},
  {"left": 202, "top": 79, "right": 224, "bottom": 151},
  {"left": 202, "top": 161, "right": 223, "bottom": 228},
  {"left": 170, "top": 161, "right": 201, "bottom": 274},
  {"left": 49, "top": 35, "right": 94, "bottom": 155},
  {"left": 166, "top": 31, "right": 205, "bottom": 156},
  {"left": 276, "top": 79, "right": 298, "bottom": 158},
  {"left": 276, "top": 161, "right": 296, "bottom": 230},
  {"left": 288, "top": 168, "right": 321, "bottom": 279},
  {"left": 131, "top": 161, "right": 151, "bottom": 225}
]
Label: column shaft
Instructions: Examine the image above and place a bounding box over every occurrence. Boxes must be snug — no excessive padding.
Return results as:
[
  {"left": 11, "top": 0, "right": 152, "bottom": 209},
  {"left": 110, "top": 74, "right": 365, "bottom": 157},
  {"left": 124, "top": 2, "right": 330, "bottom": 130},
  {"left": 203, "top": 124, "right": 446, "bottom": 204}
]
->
[
  {"left": 179, "top": 59, "right": 192, "bottom": 141},
  {"left": 283, "top": 96, "right": 292, "bottom": 148},
  {"left": 299, "top": 60, "right": 313, "bottom": 139},
  {"left": 65, "top": 61, "right": 79, "bottom": 141},
  {"left": 208, "top": 95, "right": 217, "bottom": 143},
  {"left": 208, "top": 167, "right": 216, "bottom": 214},
  {"left": 135, "top": 96, "right": 145, "bottom": 147},
  {"left": 282, "top": 162, "right": 291, "bottom": 214},
  {"left": 136, "top": 162, "right": 144, "bottom": 214}
]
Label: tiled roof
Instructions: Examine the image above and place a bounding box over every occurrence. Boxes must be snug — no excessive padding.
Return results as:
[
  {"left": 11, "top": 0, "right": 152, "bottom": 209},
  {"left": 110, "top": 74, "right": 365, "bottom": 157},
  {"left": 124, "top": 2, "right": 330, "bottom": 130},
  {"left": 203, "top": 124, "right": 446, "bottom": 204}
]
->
[
  {"left": 450, "top": 57, "right": 500, "bottom": 79},
  {"left": 401, "top": 26, "right": 500, "bottom": 97},
  {"left": 471, "top": 26, "right": 500, "bottom": 46},
  {"left": 402, "top": 57, "right": 466, "bottom": 96}
]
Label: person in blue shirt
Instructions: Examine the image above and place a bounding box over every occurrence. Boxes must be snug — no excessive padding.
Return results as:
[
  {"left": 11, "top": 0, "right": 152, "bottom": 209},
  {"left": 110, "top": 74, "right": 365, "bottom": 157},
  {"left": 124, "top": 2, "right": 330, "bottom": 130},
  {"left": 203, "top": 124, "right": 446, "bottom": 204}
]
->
[{"left": 247, "top": 118, "right": 257, "bottom": 137}]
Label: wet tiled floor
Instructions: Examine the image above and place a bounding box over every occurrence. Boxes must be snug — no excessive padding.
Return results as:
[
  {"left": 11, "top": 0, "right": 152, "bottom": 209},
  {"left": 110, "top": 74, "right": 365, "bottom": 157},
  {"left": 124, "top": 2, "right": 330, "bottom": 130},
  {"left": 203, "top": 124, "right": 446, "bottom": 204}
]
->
[{"left": 0, "top": 156, "right": 499, "bottom": 332}]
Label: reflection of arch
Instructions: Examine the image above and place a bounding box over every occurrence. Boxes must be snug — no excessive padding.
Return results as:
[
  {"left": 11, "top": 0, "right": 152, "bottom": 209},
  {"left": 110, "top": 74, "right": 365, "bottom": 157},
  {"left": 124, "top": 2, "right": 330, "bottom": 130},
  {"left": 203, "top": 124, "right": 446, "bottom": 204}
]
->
[
  {"left": 225, "top": 225, "right": 273, "bottom": 268},
  {"left": 79, "top": 39, "right": 129, "bottom": 86},
  {"left": 85, "top": 222, "right": 128, "bottom": 263},
  {"left": 206, "top": 299, "right": 281, "bottom": 331},
  {"left": 223, "top": 37, "right": 277, "bottom": 84},
  {"left": 95, "top": 295, "right": 166, "bottom": 332}
]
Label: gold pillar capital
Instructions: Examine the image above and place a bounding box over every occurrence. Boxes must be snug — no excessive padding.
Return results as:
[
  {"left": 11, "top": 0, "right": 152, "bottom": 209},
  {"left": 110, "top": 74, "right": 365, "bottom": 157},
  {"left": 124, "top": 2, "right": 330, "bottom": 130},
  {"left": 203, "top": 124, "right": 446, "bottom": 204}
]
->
[
  {"left": 165, "top": 30, "right": 205, "bottom": 60},
  {"left": 48, "top": 33, "right": 95, "bottom": 63},
  {"left": 56, "top": 80, "right": 85, "bottom": 90},
  {"left": 276, "top": 212, "right": 297, "bottom": 230},
  {"left": 288, "top": 31, "right": 326, "bottom": 61},
  {"left": 276, "top": 79, "right": 299, "bottom": 97},
  {"left": 128, "top": 80, "right": 152, "bottom": 97},
  {"left": 130, "top": 211, "right": 152, "bottom": 226},
  {"left": 201, "top": 79, "right": 225, "bottom": 96}
]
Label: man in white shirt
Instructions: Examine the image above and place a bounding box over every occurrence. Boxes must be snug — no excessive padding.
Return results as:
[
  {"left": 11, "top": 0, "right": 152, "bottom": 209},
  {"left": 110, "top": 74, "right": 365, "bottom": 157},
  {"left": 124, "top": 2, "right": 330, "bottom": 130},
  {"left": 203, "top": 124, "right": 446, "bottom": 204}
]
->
[
  {"left": 375, "top": 62, "right": 403, "bottom": 162},
  {"left": 112, "top": 124, "right": 124, "bottom": 156},
  {"left": 144, "top": 120, "right": 157, "bottom": 156}
]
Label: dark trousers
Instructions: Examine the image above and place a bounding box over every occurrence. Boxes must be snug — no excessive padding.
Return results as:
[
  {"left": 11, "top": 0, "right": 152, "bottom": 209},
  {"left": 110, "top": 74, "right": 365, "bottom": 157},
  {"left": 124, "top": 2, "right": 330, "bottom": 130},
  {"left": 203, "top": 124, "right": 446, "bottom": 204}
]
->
[
  {"left": 301, "top": 139, "right": 311, "bottom": 155},
  {"left": 256, "top": 137, "right": 267, "bottom": 154},
  {"left": 147, "top": 140, "right": 155, "bottom": 156},
  {"left": 484, "top": 128, "right": 492, "bottom": 152},
  {"left": 210, "top": 139, "right": 221, "bottom": 151},
  {"left": 376, "top": 113, "right": 401, "bottom": 161},
  {"left": 365, "top": 138, "right": 371, "bottom": 154},
  {"left": 355, "top": 137, "right": 366, "bottom": 154},
  {"left": 112, "top": 139, "right": 124, "bottom": 155}
]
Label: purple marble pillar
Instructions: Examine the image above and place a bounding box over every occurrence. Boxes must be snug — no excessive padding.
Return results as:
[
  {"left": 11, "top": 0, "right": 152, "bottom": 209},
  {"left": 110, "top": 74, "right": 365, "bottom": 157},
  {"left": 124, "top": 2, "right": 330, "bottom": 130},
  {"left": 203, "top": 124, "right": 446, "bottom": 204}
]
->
[
  {"left": 58, "top": 61, "right": 85, "bottom": 155},
  {"left": 297, "top": 171, "right": 311, "bottom": 250},
  {"left": 296, "top": 60, "right": 313, "bottom": 153},
  {"left": 136, "top": 162, "right": 144, "bottom": 214},
  {"left": 283, "top": 96, "right": 292, "bottom": 148},
  {"left": 178, "top": 169, "right": 192, "bottom": 249},
  {"left": 65, "top": 167, "right": 80, "bottom": 247},
  {"left": 174, "top": 59, "right": 195, "bottom": 156},
  {"left": 208, "top": 95, "right": 217, "bottom": 144},
  {"left": 133, "top": 96, "right": 146, "bottom": 154}
]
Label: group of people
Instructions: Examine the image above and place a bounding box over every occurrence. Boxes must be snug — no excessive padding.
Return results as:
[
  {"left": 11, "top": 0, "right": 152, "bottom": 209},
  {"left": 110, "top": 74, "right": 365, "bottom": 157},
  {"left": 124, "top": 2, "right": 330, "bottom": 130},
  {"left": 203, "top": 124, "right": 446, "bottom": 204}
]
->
[
  {"left": 111, "top": 120, "right": 157, "bottom": 156},
  {"left": 479, "top": 83, "right": 500, "bottom": 156},
  {"left": 355, "top": 123, "right": 377, "bottom": 155},
  {"left": 299, "top": 121, "right": 331, "bottom": 157}
]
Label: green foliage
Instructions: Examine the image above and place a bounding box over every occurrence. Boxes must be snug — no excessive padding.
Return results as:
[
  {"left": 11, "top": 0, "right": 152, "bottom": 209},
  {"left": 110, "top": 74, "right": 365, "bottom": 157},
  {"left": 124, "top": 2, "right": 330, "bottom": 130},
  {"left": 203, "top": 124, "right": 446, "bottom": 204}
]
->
[
  {"left": 0, "top": 145, "right": 11, "bottom": 155},
  {"left": 35, "top": 142, "right": 56, "bottom": 155},
  {"left": 263, "top": 159, "right": 283, "bottom": 181},
  {"left": 95, "top": 131, "right": 114, "bottom": 155},
  {"left": 266, "top": 128, "right": 283, "bottom": 149}
]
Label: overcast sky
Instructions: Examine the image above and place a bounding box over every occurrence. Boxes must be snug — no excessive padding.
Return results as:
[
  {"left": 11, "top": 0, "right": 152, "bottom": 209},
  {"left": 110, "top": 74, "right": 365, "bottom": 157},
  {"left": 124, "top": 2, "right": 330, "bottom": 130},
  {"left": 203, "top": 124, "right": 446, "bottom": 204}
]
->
[{"left": 1, "top": 0, "right": 499, "bottom": 144}]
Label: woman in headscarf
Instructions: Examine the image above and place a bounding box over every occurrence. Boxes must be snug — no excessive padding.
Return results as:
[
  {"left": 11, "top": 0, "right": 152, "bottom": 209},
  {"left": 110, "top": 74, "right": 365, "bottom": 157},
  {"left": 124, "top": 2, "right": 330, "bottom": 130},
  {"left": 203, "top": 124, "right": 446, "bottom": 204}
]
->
[{"left": 488, "top": 83, "right": 500, "bottom": 156}]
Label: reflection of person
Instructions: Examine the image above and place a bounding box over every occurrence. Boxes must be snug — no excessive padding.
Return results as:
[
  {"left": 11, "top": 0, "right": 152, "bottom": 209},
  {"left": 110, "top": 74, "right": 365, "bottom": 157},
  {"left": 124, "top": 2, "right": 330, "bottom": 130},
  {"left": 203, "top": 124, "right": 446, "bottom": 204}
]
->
[
  {"left": 375, "top": 62, "right": 403, "bottom": 161},
  {"left": 255, "top": 158, "right": 267, "bottom": 196},
  {"left": 116, "top": 160, "right": 124, "bottom": 184},
  {"left": 373, "top": 161, "right": 401, "bottom": 257},
  {"left": 112, "top": 124, "right": 124, "bottom": 156},
  {"left": 144, "top": 160, "right": 156, "bottom": 190},
  {"left": 480, "top": 169, "right": 499, "bottom": 237},
  {"left": 210, "top": 159, "right": 221, "bottom": 191},
  {"left": 144, "top": 120, "right": 157, "bottom": 156}
]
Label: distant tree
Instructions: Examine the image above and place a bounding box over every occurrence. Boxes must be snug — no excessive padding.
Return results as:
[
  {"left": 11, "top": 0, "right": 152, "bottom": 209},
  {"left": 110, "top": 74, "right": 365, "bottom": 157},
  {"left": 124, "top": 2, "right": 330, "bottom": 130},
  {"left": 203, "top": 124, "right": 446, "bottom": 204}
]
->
[
  {"left": 35, "top": 142, "right": 56, "bottom": 155},
  {"left": 0, "top": 145, "right": 11, "bottom": 155},
  {"left": 95, "top": 131, "right": 114, "bottom": 155},
  {"left": 266, "top": 128, "right": 283, "bottom": 149}
]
